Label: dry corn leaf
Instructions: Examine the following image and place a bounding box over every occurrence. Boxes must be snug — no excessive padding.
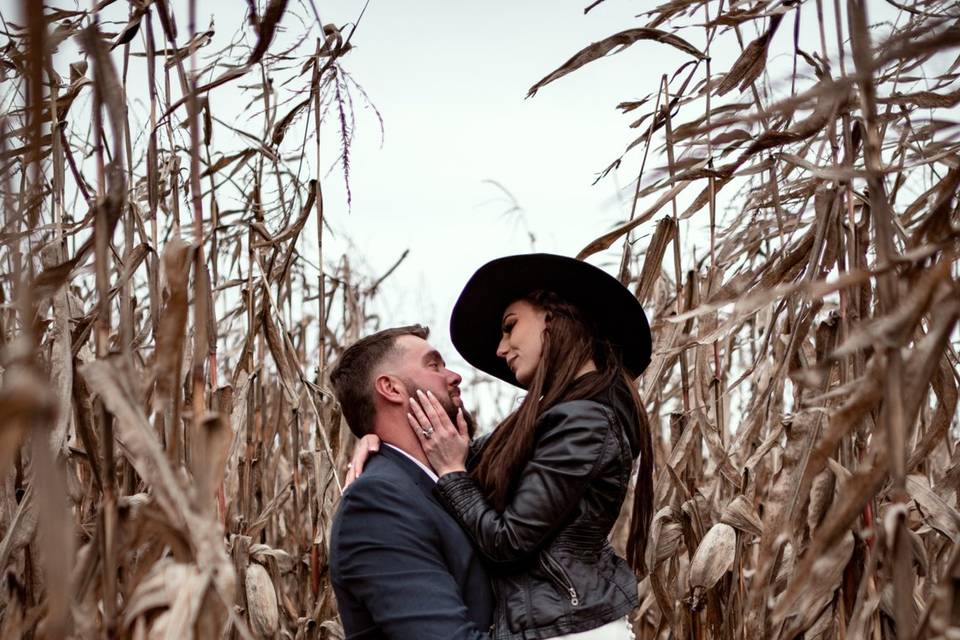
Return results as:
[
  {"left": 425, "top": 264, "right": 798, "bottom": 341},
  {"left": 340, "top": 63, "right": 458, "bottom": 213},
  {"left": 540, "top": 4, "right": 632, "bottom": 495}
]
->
[
  {"left": 646, "top": 506, "right": 683, "bottom": 571},
  {"left": 0, "top": 368, "right": 56, "bottom": 473},
  {"left": 721, "top": 495, "right": 763, "bottom": 537},
  {"left": 248, "top": 0, "right": 290, "bottom": 65},
  {"left": 576, "top": 182, "right": 688, "bottom": 260},
  {"left": 777, "top": 531, "right": 854, "bottom": 635},
  {"left": 528, "top": 28, "right": 704, "bottom": 97},
  {"left": 715, "top": 15, "right": 782, "bottom": 96},
  {"left": 906, "top": 475, "right": 960, "bottom": 543},
  {"left": 250, "top": 543, "right": 296, "bottom": 574},
  {"left": 155, "top": 239, "right": 193, "bottom": 402},
  {"left": 0, "top": 487, "right": 36, "bottom": 572}
]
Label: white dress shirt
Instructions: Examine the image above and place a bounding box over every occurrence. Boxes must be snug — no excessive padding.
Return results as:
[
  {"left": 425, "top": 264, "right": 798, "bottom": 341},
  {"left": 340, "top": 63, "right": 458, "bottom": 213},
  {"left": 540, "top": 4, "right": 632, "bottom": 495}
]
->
[{"left": 383, "top": 443, "right": 439, "bottom": 483}]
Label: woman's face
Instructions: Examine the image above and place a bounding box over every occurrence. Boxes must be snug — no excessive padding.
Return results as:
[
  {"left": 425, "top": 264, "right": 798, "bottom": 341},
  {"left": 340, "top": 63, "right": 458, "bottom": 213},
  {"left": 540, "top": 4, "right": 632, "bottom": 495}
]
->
[{"left": 496, "top": 299, "right": 547, "bottom": 386}]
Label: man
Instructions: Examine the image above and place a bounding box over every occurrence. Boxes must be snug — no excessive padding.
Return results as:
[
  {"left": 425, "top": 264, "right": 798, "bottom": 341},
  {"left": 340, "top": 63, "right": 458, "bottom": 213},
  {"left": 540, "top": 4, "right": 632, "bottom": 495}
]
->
[{"left": 329, "top": 325, "right": 493, "bottom": 639}]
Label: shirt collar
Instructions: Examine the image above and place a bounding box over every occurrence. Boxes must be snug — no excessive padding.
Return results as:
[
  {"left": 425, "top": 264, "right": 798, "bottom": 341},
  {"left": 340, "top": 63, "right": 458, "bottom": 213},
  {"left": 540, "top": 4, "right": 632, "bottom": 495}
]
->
[{"left": 382, "top": 443, "right": 439, "bottom": 483}]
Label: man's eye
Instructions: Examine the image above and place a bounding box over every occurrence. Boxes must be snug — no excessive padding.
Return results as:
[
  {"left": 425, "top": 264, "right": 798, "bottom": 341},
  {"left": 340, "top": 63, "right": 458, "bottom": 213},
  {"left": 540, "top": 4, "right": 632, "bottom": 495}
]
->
[{"left": 430, "top": 362, "right": 440, "bottom": 370}]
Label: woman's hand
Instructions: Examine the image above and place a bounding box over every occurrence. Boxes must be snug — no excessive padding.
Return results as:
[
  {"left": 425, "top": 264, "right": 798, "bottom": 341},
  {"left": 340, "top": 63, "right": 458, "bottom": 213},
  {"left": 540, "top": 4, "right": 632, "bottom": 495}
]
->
[
  {"left": 408, "top": 389, "right": 469, "bottom": 477},
  {"left": 344, "top": 433, "right": 381, "bottom": 487}
]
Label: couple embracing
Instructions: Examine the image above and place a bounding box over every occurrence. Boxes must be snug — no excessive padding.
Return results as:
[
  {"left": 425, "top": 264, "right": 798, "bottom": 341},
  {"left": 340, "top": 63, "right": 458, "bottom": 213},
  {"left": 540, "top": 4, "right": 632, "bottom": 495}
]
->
[{"left": 328, "top": 253, "right": 655, "bottom": 640}]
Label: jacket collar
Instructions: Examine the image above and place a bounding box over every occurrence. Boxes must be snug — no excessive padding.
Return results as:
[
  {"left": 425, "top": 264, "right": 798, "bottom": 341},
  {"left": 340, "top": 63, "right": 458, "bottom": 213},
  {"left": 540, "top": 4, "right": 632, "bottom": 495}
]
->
[{"left": 377, "top": 445, "right": 438, "bottom": 500}]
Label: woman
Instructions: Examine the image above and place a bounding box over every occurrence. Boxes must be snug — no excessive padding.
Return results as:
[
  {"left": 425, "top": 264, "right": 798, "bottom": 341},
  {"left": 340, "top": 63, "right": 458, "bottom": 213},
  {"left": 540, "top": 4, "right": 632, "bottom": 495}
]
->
[{"left": 351, "top": 253, "right": 654, "bottom": 640}]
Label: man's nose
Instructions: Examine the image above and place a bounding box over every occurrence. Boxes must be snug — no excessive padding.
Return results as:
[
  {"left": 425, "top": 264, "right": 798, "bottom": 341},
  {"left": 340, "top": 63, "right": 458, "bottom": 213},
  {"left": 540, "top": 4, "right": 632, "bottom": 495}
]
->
[{"left": 447, "top": 368, "right": 462, "bottom": 386}]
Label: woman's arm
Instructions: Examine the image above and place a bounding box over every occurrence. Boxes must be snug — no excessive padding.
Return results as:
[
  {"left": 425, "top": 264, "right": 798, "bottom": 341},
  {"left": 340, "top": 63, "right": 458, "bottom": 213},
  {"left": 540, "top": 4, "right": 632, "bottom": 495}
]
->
[
  {"left": 466, "top": 432, "right": 491, "bottom": 471},
  {"left": 344, "top": 428, "right": 489, "bottom": 483},
  {"left": 344, "top": 434, "right": 381, "bottom": 487},
  {"left": 432, "top": 400, "right": 616, "bottom": 566}
]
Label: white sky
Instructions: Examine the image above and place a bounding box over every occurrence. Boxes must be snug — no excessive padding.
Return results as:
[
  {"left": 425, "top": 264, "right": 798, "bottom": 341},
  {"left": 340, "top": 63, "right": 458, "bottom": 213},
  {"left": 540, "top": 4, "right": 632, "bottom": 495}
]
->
[
  {"left": 278, "top": 0, "right": 735, "bottom": 411},
  {"left": 294, "top": 0, "right": 728, "bottom": 413},
  {"left": 94, "top": 0, "right": 728, "bottom": 414},
  {"left": 309, "top": 2, "right": 695, "bottom": 302},
  {"left": 279, "top": 0, "right": 867, "bottom": 413},
  {"left": 19, "top": 0, "right": 909, "bottom": 419}
]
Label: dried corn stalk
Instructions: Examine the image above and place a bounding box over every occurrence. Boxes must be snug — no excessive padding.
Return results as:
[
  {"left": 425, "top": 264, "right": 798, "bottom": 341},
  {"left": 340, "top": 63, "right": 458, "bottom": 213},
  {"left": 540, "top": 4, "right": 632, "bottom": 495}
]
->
[
  {"left": 0, "top": 1, "right": 387, "bottom": 638},
  {"left": 537, "top": 0, "right": 960, "bottom": 638}
]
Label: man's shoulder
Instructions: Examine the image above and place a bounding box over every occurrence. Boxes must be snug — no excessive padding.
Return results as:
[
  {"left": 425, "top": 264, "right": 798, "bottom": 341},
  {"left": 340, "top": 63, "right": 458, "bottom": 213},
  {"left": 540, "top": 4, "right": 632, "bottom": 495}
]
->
[
  {"left": 331, "top": 455, "right": 437, "bottom": 555},
  {"left": 334, "top": 454, "right": 430, "bottom": 520}
]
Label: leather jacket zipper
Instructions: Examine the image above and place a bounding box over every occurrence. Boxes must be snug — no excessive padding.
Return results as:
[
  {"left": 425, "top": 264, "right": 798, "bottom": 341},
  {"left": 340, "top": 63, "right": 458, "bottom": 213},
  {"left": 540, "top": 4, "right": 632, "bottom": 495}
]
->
[{"left": 541, "top": 552, "right": 580, "bottom": 607}]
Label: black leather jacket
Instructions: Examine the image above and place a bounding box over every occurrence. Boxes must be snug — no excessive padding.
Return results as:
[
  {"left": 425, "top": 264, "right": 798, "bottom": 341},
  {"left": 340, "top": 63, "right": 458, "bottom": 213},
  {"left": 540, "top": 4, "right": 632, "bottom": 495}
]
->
[{"left": 435, "top": 378, "right": 641, "bottom": 640}]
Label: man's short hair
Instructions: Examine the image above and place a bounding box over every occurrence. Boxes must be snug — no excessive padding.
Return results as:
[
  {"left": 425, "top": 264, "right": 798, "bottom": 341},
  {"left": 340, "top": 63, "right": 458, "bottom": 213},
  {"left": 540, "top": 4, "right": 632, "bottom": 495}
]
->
[{"left": 330, "top": 325, "right": 429, "bottom": 438}]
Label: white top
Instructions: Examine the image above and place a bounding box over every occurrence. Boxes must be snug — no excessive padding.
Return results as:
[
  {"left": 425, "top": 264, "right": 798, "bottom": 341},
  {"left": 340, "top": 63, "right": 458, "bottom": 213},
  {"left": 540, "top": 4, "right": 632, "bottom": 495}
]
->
[{"left": 383, "top": 443, "right": 439, "bottom": 483}]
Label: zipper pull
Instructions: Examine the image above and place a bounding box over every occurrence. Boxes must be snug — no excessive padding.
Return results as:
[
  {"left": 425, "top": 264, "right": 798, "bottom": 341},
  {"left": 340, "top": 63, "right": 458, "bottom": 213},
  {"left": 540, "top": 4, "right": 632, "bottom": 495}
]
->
[{"left": 568, "top": 588, "right": 580, "bottom": 606}]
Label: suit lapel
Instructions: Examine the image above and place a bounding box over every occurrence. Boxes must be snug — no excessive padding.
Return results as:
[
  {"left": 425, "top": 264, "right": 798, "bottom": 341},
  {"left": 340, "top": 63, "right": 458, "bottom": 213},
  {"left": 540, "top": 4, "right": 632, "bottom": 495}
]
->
[{"left": 377, "top": 446, "right": 438, "bottom": 501}]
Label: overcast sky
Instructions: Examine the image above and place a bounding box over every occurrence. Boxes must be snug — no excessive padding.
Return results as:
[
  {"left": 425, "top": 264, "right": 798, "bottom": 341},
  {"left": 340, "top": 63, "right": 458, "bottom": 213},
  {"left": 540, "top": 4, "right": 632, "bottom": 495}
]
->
[
  {"left": 280, "top": 0, "right": 854, "bottom": 413},
  {"left": 30, "top": 0, "right": 901, "bottom": 418},
  {"left": 293, "top": 0, "right": 726, "bottom": 411},
  {"left": 311, "top": 0, "right": 699, "bottom": 316}
]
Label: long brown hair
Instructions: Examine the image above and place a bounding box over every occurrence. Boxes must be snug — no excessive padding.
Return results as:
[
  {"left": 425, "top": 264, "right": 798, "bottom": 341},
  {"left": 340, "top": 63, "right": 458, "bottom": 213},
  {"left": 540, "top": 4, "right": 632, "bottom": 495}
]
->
[{"left": 470, "top": 290, "right": 654, "bottom": 574}]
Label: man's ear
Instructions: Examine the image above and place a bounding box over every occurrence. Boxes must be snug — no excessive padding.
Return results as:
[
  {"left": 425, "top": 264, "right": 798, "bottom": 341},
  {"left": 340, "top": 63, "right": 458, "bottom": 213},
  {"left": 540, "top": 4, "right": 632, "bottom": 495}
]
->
[{"left": 373, "top": 374, "right": 406, "bottom": 405}]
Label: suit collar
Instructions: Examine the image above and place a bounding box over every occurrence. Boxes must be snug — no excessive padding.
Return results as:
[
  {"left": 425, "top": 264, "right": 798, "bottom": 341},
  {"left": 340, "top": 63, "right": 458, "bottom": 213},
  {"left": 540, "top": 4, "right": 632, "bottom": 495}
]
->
[
  {"left": 381, "top": 444, "right": 439, "bottom": 482},
  {"left": 377, "top": 445, "right": 438, "bottom": 499}
]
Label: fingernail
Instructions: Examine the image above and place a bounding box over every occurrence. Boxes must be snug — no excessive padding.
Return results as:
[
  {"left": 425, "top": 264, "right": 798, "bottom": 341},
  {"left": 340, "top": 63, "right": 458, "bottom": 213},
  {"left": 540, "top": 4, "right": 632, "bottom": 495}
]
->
[
  {"left": 416, "top": 389, "right": 425, "bottom": 396},
  {"left": 427, "top": 390, "right": 435, "bottom": 397}
]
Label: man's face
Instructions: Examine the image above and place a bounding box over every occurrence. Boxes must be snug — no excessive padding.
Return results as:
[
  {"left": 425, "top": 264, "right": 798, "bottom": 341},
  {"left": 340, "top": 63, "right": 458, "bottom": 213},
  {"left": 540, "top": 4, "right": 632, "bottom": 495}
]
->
[{"left": 389, "top": 335, "right": 476, "bottom": 436}]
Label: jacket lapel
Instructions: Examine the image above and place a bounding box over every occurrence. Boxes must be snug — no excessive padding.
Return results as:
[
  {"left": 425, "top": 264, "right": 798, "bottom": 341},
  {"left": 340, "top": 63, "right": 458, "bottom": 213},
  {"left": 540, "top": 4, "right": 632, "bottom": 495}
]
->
[{"left": 377, "top": 446, "right": 438, "bottom": 501}]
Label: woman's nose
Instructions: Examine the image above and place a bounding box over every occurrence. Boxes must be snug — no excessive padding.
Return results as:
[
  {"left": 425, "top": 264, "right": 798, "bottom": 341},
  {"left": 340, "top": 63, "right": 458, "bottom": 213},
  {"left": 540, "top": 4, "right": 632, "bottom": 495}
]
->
[{"left": 496, "top": 336, "right": 509, "bottom": 359}]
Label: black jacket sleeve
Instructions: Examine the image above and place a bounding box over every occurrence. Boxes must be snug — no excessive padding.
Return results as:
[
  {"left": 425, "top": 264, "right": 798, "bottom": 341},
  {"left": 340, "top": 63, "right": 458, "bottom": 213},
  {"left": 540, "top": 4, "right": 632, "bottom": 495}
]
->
[
  {"left": 435, "top": 400, "right": 614, "bottom": 565},
  {"left": 331, "top": 476, "right": 490, "bottom": 640},
  {"left": 466, "top": 433, "right": 491, "bottom": 471}
]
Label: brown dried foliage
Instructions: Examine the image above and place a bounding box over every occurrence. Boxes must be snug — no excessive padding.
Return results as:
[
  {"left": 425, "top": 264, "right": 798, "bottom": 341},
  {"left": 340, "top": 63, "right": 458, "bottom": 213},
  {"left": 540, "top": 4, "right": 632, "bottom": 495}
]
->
[
  {"left": 2, "top": 0, "right": 960, "bottom": 639},
  {"left": 550, "top": 0, "right": 960, "bottom": 637},
  {"left": 0, "top": 1, "right": 382, "bottom": 638}
]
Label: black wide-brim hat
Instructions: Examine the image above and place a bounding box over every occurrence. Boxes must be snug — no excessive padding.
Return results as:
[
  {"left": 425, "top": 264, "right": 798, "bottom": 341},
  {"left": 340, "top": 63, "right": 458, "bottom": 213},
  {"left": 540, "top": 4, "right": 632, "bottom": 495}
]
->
[{"left": 450, "top": 253, "right": 652, "bottom": 387}]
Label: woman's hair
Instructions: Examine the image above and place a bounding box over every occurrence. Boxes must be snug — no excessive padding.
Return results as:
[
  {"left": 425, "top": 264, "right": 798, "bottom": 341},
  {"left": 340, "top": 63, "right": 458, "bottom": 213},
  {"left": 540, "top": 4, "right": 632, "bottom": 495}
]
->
[{"left": 470, "top": 290, "right": 654, "bottom": 574}]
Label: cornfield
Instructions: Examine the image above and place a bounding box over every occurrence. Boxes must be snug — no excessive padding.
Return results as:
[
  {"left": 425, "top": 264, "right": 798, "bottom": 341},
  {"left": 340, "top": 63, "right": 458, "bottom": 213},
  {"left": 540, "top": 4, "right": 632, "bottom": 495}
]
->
[{"left": 0, "top": 0, "right": 958, "bottom": 638}]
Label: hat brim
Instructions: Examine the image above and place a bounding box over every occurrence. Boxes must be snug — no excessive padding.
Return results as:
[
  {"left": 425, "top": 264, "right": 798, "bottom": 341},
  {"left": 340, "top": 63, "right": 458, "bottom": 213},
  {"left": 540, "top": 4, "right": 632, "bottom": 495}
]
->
[{"left": 450, "top": 253, "right": 651, "bottom": 387}]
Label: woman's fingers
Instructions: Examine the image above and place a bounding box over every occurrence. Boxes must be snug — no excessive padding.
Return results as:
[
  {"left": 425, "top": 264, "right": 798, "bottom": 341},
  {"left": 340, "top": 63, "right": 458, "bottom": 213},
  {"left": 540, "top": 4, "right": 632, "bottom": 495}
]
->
[
  {"left": 408, "top": 394, "right": 432, "bottom": 430},
  {"left": 455, "top": 408, "right": 468, "bottom": 437},
  {"left": 427, "top": 391, "right": 458, "bottom": 434},
  {"left": 362, "top": 433, "right": 380, "bottom": 454},
  {"left": 416, "top": 389, "right": 445, "bottom": 431},
  {"left": 351, "top": 434, "right": 380, "bottom": 474},
  {"left": 407, "top": 391, "right": 468, "bottom": 476},
  {"left": 407, "top": 411, "right": 430, "bottom": 443},
  {"left": 417, "top": 390, "right": 458, "bottom": 436},
  {"left": 344, "top": 434, "right": 382, "bottom": 487}
]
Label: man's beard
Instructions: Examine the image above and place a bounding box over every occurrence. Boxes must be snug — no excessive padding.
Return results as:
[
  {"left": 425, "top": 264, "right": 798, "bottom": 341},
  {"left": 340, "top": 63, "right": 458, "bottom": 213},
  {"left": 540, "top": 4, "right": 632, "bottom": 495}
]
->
[
  {"left": 459, "top": 403, "right": 477, "bottom": 438},
  {"left": 401, "top": 379, "right": 477, "bottom": 438}
]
